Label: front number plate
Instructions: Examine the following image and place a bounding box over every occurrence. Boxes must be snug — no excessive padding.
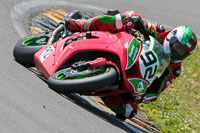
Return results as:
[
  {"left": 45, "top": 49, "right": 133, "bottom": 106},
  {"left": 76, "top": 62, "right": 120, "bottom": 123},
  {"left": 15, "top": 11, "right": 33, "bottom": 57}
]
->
[{"left": 39, "top": 46, "right": 55, "bottom": 63}]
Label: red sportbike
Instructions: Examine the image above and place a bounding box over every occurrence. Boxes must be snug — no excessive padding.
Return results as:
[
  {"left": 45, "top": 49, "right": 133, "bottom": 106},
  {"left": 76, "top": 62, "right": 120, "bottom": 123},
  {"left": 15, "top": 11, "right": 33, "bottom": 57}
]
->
[{"left": 13, "top": 11, "right": 167, "bottom": 110}]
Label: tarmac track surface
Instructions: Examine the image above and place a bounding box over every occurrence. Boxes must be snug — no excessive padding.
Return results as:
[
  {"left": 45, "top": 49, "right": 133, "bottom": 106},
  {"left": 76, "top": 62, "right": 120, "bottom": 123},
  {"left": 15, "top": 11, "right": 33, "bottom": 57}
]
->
[{"left": 0, "top": 0, "right": 199, "bottom": 133}]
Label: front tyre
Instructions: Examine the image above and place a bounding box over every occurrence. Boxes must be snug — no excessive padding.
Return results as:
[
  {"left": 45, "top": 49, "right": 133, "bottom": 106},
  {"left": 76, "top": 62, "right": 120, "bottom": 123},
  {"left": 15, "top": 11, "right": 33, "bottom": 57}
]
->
[
  {"left": 13, "top": 33, "right": 49, "bottom": 67},
  {"left": 48, "top": 67, "right": 117, "bottom": 93}
]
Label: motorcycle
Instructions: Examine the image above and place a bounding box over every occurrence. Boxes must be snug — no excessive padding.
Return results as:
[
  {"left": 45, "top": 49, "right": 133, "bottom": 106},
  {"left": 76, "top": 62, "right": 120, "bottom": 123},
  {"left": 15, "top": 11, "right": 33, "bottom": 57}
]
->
[{"left": 13, "top": 10, "right": 169, "bottom": 114}]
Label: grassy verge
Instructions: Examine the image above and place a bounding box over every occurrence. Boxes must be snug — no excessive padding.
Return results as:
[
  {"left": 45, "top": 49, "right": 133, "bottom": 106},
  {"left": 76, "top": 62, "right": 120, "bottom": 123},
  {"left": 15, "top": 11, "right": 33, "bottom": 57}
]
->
[{"left": 139, "top": 39, "right": 200, "bottom": 132}]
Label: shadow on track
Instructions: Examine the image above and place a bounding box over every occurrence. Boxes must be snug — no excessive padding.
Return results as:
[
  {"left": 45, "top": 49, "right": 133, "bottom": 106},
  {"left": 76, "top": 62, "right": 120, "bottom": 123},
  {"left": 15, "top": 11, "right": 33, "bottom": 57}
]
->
[
  {"left": 27, "top": 66, "right": 139, "bottom": 133},
  {"left": 61, "top": 93, "right": 139, "bottom": 133}
]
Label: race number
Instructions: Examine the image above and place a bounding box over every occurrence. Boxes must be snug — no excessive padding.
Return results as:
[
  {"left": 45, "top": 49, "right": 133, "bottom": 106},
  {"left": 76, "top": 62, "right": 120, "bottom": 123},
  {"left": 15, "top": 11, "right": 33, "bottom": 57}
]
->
[{"left": 140, "top": 51, "right": 158, "bottom": 80}]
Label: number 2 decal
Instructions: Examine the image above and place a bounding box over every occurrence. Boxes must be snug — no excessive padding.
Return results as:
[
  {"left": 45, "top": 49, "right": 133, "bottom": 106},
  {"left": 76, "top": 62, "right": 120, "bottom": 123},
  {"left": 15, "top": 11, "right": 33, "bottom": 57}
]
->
[{"left": 140, "top": 51, "right": 158, "bottom": 79}]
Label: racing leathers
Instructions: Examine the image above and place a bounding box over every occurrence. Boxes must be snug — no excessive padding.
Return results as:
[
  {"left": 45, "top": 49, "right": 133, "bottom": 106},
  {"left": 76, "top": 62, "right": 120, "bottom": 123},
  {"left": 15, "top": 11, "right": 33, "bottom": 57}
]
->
[{"left": 63, "top": 10, "right": 182, "bottom": 118}]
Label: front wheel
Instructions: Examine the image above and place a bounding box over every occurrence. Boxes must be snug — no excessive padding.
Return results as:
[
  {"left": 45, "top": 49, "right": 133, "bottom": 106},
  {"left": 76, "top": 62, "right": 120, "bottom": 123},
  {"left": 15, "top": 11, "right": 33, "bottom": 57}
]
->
[
  {"left": 48, "top": 66, "right": 118, "bottom": 93},
  {"left": 13, "top": 33, "right": 50, "bottom": 66}
]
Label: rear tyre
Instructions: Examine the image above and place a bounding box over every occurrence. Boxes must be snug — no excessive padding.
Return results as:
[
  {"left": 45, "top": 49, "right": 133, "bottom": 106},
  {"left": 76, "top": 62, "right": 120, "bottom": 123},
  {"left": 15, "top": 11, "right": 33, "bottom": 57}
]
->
[
  {"left": 48, "top": 67, "right": 117, "bottom": 93},
  {"left": 13, "top": 33, "right": 49, "bottom": 67}
]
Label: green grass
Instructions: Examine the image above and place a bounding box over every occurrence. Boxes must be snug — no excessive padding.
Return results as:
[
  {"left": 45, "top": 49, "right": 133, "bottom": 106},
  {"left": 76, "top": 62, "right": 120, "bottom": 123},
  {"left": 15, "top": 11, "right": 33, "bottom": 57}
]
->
[{"left": 139, "top": 40, "right": 200, "bottom": 133}]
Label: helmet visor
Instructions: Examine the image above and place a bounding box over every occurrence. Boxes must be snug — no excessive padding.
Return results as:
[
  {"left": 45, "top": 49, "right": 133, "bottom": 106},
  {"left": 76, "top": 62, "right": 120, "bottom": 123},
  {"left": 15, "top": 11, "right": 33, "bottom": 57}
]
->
[{"left": 170, "top": 38, "right": 190, "bottom": 61}]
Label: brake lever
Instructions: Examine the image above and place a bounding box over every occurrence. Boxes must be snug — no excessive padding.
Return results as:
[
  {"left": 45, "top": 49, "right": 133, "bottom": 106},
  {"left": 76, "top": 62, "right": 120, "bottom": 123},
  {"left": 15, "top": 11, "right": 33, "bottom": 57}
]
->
[{"left": 62, "top": 28, "right": 72, "bottom": 39}]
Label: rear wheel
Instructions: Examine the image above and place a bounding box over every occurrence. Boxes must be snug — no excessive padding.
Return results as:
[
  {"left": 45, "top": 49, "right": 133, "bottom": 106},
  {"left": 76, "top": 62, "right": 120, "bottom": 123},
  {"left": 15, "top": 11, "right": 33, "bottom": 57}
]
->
[
  {"left": 13, "top": 33, "right": 49, "bottom": 66},
  {"left": 48, "top": 66, "right": 117, "bottom": 93}
]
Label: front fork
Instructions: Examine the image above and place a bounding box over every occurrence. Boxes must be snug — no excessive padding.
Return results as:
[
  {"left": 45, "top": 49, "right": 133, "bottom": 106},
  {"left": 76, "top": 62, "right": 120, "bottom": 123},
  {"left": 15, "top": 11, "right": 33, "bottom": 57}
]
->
[{"left": 72, "top": 58, "right": 121, "bottom": 81}]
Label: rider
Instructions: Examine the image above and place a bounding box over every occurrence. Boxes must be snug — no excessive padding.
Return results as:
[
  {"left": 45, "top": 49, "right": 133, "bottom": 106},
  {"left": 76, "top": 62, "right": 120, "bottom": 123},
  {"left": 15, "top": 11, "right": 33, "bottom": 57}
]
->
[{"left": 60, "top": 10, "right": 198, "bottom": 119}]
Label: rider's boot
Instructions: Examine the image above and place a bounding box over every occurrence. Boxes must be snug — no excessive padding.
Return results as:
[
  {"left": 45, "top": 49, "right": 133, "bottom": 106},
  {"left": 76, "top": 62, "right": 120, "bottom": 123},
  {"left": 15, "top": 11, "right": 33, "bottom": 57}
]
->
[{"left": 59, "top": 10, "right": 82, "bottom": 27}]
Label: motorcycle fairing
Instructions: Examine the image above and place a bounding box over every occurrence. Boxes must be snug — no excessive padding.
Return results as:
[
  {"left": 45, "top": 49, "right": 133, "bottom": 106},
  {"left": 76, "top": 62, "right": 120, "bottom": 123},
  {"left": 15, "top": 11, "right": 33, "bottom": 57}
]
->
[
  {"left": 34, "top": 31, "right": 132, "bottom": 78},
  {"left": 34, "top": 31, "right": 161, "bottom": 97},
  {"left": 126, "top": 38, "right": 141, "bottom": 70}
]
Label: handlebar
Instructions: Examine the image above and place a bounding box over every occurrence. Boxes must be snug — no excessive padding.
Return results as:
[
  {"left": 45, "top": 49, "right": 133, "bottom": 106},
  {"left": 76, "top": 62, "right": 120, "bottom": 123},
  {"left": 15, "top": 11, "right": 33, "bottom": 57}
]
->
[{"left": 47, "top": 10, "right": 82, "bottom": 45}]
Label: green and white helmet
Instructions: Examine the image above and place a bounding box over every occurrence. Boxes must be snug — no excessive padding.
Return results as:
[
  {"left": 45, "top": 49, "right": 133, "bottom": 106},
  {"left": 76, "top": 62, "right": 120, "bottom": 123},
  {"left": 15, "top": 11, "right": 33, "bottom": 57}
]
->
[{"left": 163, "top": 26, "right": 198, "bottom": 62}]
